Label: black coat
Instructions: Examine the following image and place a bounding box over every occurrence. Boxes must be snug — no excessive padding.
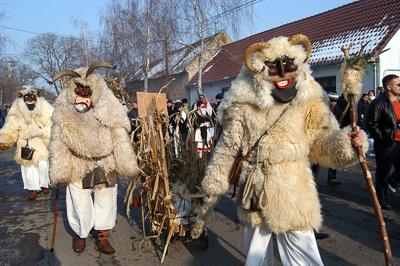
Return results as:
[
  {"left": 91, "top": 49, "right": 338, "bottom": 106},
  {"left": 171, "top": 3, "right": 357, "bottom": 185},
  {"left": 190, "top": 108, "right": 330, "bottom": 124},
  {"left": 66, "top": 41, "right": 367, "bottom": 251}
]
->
[
  {"left": 357, "top": 99, "right": 370, "bottom": 128},
  {"left": 332, "top": 94, "right": 350, "bottom": 128},
  {"left": 367, "top": 93, "right": 398, "bottom": 148}
]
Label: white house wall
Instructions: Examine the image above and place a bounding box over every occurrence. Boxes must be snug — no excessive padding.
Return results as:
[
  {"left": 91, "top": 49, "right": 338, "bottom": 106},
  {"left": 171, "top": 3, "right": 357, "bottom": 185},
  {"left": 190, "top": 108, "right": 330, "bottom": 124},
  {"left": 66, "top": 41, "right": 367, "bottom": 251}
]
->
[
  {"left": 380, "top": 29, "right": 400, "bottom": 82},
  {"left": 188, "top": 79, "right": 232, "bottom": 104}
]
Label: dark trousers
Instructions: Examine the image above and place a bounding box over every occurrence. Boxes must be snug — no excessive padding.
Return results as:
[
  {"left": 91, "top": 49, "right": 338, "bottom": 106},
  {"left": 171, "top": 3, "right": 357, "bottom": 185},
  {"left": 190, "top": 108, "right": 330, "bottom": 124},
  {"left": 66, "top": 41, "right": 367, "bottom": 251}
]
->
[{"left": 375, "top": 141, "right": 400, "bottom": 203}]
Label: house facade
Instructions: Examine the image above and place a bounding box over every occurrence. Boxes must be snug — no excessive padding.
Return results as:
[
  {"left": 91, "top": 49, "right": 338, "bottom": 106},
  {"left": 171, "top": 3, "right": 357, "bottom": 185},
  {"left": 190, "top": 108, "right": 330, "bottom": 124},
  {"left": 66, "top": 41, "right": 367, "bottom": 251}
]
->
[
  {"left": 188, "top": 0, "right": 400, "bottom": 104},
  {"left": 126, "top": 31, "right": 232, "bottom": 101}
]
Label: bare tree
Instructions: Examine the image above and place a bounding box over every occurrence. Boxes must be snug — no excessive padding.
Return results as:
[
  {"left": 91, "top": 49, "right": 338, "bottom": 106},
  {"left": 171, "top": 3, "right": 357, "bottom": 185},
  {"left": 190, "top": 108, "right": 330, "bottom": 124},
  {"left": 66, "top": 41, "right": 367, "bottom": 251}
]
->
[
  {"left": 98, "top": 0, "right": 146, "bottom": 82},
  {"left": 0, "top": 58, "right": 36, "bottom": 106},
  {"left": 152, "top": 0, "right": 183, "bottom": 78},
  {"left": 99, "top": 0, "right": 183, "bottom": 88},
  {"left": 0, "top": 10, "right": 7, "bottom": 55},
  {"left": 181, "top": 0, "right": 255, "bottom": 96},
  {"left": 98, "top": 0, "right": 254, "bottom": 96},
  {"left": 23, "top": 33, "right": 83, "bottom": 94}
]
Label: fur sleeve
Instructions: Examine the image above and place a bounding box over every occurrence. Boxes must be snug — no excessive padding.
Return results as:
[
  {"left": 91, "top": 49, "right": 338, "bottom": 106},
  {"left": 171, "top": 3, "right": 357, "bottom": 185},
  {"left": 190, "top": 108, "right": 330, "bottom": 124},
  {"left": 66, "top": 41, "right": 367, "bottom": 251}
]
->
[
  {"left": 111, "top": 127, "right": 139, "bottom": 177},
  {"left": 201, "top": 105, "right": 244, "bottom": 196},
  {"left": 39, "top": 101, "right": 54, "bottom": 146},
  {"left": 49, "top": 117, "right": 73, "bottom": 185},
  {"left": 307, "top": 100, "right": 368, "bottom": 169},
  {"left": 0, "top": 110, "right": 22, "bottom": 145},
  {"left": 40, "top": 116, "right": 52, "bottom": 147}
]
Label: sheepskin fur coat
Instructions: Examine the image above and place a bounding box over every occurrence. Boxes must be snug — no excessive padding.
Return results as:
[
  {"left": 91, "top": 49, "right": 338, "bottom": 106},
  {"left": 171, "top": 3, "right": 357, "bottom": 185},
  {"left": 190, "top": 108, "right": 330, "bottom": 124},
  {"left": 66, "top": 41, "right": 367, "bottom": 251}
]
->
[
  {"left": 201, "top": 65, "right": 368, "bottom": 233},
  {"left": 49, "top": 68, "right": 138, "bottom": 185},
  {"left": 0, "top": 87, "right": 53, "bottom": 167}
]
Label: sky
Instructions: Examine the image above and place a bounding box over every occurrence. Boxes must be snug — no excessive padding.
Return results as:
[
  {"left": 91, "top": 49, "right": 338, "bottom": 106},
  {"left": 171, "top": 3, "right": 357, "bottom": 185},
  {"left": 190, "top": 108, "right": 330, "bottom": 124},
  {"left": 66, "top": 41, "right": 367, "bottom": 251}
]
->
[{"left": 0, "top": 0, "right": 355, "bottom": 58}]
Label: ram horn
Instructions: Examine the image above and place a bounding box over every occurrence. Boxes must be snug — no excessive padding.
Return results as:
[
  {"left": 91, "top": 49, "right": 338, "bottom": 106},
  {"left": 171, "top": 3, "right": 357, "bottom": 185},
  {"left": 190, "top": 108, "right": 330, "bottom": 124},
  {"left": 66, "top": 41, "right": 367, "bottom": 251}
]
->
[
  {"left": 85, "top": 61, "right": 117, "bottom": 78},
  {"left": 244, "top": 42, "right": 271, "bottom": 73},
  {"left": 288, "top": 34, "right": 312, "bottom": 63},
  {"left": 49, "top": 70, "right": 81, "bottom": 84}
]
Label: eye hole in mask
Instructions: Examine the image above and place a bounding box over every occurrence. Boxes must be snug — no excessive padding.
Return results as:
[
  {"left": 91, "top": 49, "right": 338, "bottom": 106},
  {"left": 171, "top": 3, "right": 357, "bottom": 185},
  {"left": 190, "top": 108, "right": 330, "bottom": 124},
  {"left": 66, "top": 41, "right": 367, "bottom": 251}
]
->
[
  {"left": 265, "top": 56, "right": 297, "bottom": 76},
  {"left": 74, "top": 83, "right": 92, "bottom": 97}
]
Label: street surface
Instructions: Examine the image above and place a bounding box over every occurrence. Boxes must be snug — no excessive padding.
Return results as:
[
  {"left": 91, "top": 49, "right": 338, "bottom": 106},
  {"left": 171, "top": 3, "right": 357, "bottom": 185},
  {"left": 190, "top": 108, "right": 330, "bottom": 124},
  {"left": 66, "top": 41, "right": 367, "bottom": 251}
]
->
[{"left": 0, "top": 148, "right": 399, "bottom": 265}]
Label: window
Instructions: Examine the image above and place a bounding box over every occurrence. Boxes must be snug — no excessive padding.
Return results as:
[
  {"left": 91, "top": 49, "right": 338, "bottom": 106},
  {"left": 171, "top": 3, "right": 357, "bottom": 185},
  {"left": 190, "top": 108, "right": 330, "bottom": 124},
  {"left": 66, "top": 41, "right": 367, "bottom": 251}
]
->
[{"left": 315, "top": 76, "right": 336, "bottom": 93}]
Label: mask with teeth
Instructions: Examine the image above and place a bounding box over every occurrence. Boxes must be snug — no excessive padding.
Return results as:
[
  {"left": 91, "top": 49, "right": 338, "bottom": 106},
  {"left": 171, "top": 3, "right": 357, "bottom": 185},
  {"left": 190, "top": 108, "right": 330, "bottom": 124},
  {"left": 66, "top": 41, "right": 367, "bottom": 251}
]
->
[
  {"left": 74, "top": 84, "right": 93, "bottom": 113},
  {"left": 244, "top": 35, "right": 312, "bottom": 103},
  {"left": 271, "top": 79, "right": 297, "bottom": 103},
  {"left": 23, "top": 92, "right": 37, "bottom": 111}
]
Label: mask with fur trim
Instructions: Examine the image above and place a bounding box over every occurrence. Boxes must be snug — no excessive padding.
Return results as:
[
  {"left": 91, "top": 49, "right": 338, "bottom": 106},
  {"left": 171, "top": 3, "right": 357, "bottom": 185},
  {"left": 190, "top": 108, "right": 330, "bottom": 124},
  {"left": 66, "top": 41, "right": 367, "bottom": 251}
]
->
[
  {"left": 49, "top": 61, "right": 116, "bottom": 113},
  {"left": 17, "top": 87, "right": 42, "bottom": 111},
  {"left": 244, "top": 35, "right": 312, "bottom": 103}
]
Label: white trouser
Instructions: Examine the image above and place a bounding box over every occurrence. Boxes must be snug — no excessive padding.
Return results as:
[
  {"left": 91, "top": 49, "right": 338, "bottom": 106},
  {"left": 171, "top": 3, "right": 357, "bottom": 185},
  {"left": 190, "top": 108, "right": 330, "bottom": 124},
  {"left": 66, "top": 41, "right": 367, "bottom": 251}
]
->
[
  {"left": 245, "top": 226, "right": 324, "bottom": 266},
  {"left": 20, "top": 160, "right": 50, "bottom": 191},
  {"left": 66, "top": 181, "right": 118, "bottom": 238}
]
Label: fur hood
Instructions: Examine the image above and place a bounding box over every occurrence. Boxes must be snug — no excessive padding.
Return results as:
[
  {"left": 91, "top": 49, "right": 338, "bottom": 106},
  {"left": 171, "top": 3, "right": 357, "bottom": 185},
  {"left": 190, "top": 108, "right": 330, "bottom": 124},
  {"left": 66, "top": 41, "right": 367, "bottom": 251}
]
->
[
  {"left": 218, "top": 64, "right": 327, "bottom": 121},
  {"left": 49, "top": 70, "right": 138, "bottom": 185}
]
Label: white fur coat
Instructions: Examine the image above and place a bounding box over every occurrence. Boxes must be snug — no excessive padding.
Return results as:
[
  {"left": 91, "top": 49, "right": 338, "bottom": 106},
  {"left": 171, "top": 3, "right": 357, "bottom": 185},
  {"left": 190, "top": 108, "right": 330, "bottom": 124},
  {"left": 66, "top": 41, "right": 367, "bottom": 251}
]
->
[
  {"left": 49, "top": 71, "right": 138, "bottom": 185},
  {"left": 0, "top": 96, "right": 53, "bottom": 167},
  {"left": 201, "top": 65, "right": 368, "bottom": 233}
]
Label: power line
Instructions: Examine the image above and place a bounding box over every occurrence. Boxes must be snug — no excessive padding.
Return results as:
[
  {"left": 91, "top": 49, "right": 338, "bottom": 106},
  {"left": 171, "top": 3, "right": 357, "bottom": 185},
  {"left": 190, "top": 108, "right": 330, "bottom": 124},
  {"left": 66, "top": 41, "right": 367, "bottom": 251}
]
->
[
  {"left": 0, "top": 25, "right": 39, "bottom": 35},
  {"left": 209, "top": 0, "right": 262, "bottom": 22}
]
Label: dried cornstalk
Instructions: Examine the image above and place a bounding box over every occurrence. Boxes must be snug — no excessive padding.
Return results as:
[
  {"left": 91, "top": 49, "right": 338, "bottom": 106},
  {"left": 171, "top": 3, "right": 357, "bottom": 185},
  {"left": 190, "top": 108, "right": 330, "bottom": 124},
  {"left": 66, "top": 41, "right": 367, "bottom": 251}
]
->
[{"left": 125, "top": 99, "right": 220, "bottom": 262}]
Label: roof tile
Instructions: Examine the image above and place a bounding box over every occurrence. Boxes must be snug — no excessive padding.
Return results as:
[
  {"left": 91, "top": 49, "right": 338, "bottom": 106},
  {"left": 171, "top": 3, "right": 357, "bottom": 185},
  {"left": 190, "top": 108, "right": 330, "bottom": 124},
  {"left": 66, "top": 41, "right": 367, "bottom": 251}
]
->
[{"left": 191, "top": 0, "right": 400, "bottom": 85}]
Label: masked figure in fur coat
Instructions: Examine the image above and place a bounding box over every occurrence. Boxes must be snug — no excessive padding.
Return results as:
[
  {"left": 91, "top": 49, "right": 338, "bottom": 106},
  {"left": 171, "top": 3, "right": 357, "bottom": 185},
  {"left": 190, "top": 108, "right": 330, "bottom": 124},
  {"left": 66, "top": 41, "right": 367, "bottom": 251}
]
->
[
  {"left": 0, "top": 86, "right": 53, "bottom": 200},
  {"left": 192, "top": 35, "right": 368, "bottom": 265},
  {"left": 49, "top": 62, "right": 139, "bottom": 254}
]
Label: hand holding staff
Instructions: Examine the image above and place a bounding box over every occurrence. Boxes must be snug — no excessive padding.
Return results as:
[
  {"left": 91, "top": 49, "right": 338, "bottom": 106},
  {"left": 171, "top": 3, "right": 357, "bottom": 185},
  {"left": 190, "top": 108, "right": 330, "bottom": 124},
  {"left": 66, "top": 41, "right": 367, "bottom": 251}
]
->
[{"left": 341, "top": 42, "right": 393, "bottom": 266}]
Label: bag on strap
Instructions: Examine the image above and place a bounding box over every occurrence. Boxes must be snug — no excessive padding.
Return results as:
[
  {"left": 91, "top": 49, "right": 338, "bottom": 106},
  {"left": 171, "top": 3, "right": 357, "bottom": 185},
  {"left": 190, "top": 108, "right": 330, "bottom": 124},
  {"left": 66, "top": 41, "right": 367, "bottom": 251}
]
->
[
  {"left": 21, "top": 139, "right": 35, "bottom": 161},
  {"left": 228, "top": 106, "right": 290, "bottom": 197}
]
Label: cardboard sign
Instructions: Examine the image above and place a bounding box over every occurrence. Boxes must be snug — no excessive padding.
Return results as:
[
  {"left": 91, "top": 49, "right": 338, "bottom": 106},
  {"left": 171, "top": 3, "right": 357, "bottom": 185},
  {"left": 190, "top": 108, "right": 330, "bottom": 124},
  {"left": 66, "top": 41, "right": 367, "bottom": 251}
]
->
[{"left": 137, "top": 92, "right": 167, "bottom": 118}]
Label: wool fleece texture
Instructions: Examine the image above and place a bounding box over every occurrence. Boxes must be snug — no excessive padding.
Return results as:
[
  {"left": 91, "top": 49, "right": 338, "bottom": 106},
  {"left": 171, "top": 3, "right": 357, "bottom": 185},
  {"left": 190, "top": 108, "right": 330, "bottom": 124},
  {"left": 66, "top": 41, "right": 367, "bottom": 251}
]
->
[
  {"left": 49, "top": 67, "right": 138, "bottom": 185},
  {"left": 0, "top": 87, "right": 54, "bottom": 167},
  {"left": 201, "top": 38, "right": 368, "bottom": 233}
]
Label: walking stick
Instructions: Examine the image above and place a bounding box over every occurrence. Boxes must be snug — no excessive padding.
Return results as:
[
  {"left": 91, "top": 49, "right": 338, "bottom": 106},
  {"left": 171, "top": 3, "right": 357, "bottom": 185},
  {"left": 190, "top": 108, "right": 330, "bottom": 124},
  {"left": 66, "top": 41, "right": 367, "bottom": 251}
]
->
[
  {"left": 348, "top": 95, "right": 392, "bottom": 265},
  {"left": 50, "top": 184, "right": 60, "bottom": 252},
  {"left": 341, "top": 42, "right": 392, "bottom": 266}
]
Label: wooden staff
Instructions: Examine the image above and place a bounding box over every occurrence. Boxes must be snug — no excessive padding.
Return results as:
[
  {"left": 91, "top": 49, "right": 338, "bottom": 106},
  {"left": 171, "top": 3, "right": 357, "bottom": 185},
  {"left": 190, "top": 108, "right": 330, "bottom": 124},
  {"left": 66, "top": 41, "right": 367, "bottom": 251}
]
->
[
  {"left": 341, "top": 41, "right": 392, "bottom": 265},
  {"left": 50, "top": 185, "right": 60, "bottom": 252},
  {"left": 348, "top": 95, "right": 393, "bottom": 266}
]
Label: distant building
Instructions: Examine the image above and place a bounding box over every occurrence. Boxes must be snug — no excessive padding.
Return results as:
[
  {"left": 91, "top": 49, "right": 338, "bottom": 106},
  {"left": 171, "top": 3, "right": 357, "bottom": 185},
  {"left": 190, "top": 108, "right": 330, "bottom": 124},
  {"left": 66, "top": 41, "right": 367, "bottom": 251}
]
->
[
  {"left": 188, "top": 0, "right": 400, "bottom": 102},
  {"left": 126, "top": 31, "right": 231, "bottom": 101}
]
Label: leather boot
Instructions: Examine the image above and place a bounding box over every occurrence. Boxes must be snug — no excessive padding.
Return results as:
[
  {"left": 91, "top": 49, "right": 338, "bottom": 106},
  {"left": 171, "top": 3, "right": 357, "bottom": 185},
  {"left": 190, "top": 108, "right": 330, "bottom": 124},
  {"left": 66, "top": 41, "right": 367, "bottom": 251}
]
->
[
  {"left": 96, "top": 230, "right": 115, "bottom": 254},
  {"left": 28, "top": 191, "right": 39, "bottom": 200},
  {"left": 72, "top": 236, "right": 86, "bottom": 253}
]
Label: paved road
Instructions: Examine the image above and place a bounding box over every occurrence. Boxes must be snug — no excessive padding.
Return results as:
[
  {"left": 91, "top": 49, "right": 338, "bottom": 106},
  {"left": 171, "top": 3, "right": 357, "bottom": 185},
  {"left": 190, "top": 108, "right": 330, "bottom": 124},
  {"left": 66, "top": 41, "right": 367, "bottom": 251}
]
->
[{"left": 0, "top": 148, "right": 399, "bottom": 265}]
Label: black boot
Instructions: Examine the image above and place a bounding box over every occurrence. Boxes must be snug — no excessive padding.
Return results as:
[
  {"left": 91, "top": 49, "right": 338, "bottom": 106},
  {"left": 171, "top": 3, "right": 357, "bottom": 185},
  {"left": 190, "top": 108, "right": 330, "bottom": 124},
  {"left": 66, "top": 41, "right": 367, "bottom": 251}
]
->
[{"left": 314, "top": 229, "right": 329, "bottom": 240}]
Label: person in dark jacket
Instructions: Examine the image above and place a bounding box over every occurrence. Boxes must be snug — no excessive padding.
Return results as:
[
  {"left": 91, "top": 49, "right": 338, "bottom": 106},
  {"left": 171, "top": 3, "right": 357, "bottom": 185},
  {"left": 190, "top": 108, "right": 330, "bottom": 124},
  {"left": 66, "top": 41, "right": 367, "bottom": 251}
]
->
[
  {"left": 128, "top": 102, "right": 140, "bottom": 142},
  {"left": 367, "top": 74, "right": 400, "bottom": 210},
  {"left": 0, "top": 109, "right": 5, "bottom": 129},
  {"left": 170, "top": 101, "right": 190, "bottom": 144},
  {"left": 357, "top": 93, "right": 370, "bottom": 129},
  {"left": 327, "top": 93, "right": 351, "bottom": 184}
]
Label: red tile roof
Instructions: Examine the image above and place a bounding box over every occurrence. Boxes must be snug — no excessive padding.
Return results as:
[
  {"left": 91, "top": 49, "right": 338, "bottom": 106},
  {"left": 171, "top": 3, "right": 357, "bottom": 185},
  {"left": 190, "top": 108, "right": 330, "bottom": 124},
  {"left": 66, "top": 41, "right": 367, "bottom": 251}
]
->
[{"left": 190, "top": 0, "right": 400, "bottom": 85}]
